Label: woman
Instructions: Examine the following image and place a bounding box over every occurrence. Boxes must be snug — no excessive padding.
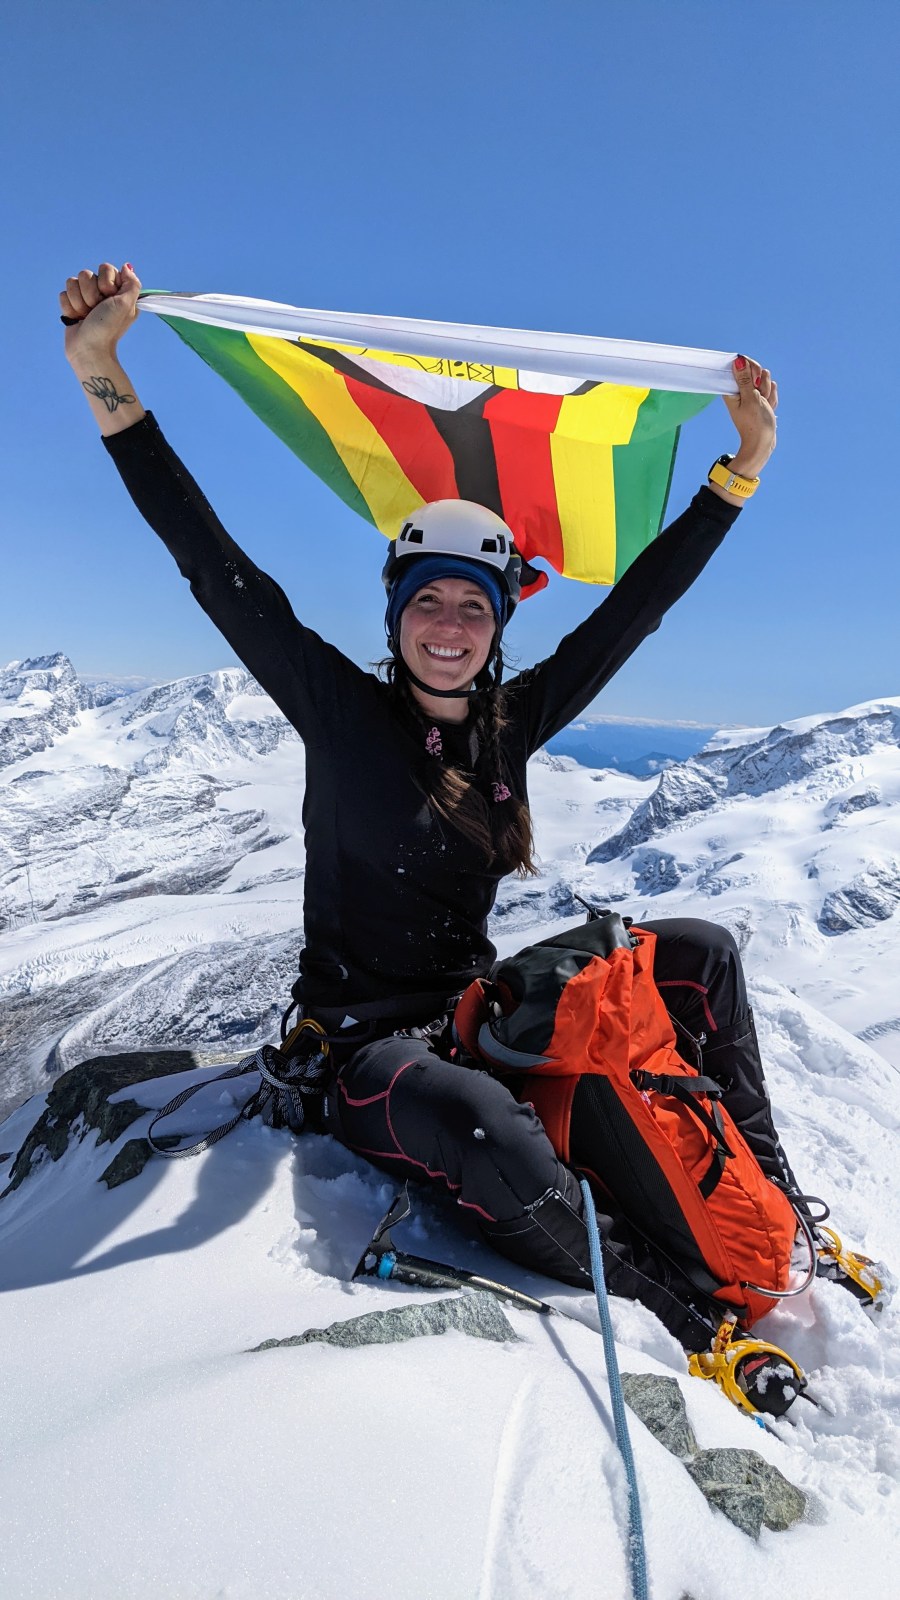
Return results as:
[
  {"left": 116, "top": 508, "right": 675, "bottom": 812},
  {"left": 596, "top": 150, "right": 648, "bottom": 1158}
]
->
[{"left": 62, "top": 262, "right": 797, "bottom": 1350}]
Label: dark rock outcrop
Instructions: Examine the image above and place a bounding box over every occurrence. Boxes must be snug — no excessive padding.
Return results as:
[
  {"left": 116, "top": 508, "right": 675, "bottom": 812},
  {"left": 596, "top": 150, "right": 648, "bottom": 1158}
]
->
[
  {"left": 622, "top": 1372, "right": 806, "bottom": 1538},
  {"left": 685, "top": 1448, "right": 807, "bottom": 1539},
  {"left": 587, "top": 764, "right": 724, "bottom": 863},
  {"left": 621, "top": 1373, "right": 697, "bottom": 1459},
  {"left": 696, "top": 706, "right": 900, "bottom": 799},
  {"left": 818, "top": 860, "right": 900, "bottom": 932},
  {"left": 0, "top": 655, "right": 93, "bottom": 770},
  {"left": 248, "top": 1294, "right": 519, "bottom": 1353},
  {"left": 1, "top": 1050, "right": 205, "bottom": 1198}
]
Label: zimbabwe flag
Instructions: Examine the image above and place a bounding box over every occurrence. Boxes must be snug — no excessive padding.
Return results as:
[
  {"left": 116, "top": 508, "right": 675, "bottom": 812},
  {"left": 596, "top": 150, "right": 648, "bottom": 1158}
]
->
[{"left": 138, "top": 291, "right": 735, "bottom": 588}]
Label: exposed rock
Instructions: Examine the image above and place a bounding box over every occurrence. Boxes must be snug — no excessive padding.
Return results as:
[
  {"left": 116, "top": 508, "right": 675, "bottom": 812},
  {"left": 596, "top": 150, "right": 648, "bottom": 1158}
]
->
[
  {"left": 696, "top": 705, "right": 900, "bottom": 798},
  {"left": 685, "top": 1448, "right": 807, "bottom": 1538},
  {"left": 703, "top": 1484, "right": 767, "bottom": 1539},
  {"left": 0, "top": 764, "right": 280, "bottom": 931},
  {"left": 824, "top": 786, "right": 882, "bottom": 826},
  {"left": 122, "top": 669, "right": 299, "bottom": 774},
  {"left": 0, "top": 654, "right": 309, "bottom": 1117},
  {"left": 695, "top": 851, "right": 753, "bottom": 898},
  {"left": 0, "top": 930, "right": 300, "bottom": 1122},
  {"left": 631, "top": 846, "right": 684, "bottom": 896},
  {"left": 818, "top": 860, "right": 900, "bottom": 932},
  {"left": 248, "top": 1294, "right": 519, "bottom": 1353},
  {"left": 80, "top": 673, "right": 159, "bottom": 706},
  {"left": 621, "top": 1375, "right": 805, "bottom": 1538},
  {"left": 0, "top": 654, "right": 93, "bottom": 770},
  {"left": 490, "top": 877, "right": 589, "bottom": 929},
  {"left": 1, "top": 1050, "right": 205, "bottom": 1197},
  {"left": 587, "top": 763, "right": 725, "bottom": 863},
  {"left": 621, "top": 1373, "right": 697, "bottom": 1459},
  {"left": 99, "top": 1137, "right": 157, "bottom": 1189}
]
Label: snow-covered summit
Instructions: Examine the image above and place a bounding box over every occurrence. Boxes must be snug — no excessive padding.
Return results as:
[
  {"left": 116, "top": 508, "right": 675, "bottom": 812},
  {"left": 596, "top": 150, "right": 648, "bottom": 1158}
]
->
[
  {"left": 563, "top": 697, "right": 900, "bottom": 1066},
  {"left": 120, "top": 667, "right": 300, "bottom": 773},
  {"left": 1, "top": 982, "right": 898, "bottom": 1598},
  {"left": 696, "top": 698, "right": 900, "bottom": 798},
  {"left": 0, "top": 652, "right": 300, "bottom": 776},
  {"left": 0, "top": 653, "right": 93, "bottom": 768}
]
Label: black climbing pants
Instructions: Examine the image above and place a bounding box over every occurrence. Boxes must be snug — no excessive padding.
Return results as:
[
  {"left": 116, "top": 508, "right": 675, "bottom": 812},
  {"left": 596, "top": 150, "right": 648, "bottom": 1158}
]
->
[
  {"left": 641, "top": 917, "right": 802, "bottom": 1194},
  {"left": 322, "top": 919, "right": 799, "bottom": 1350}
]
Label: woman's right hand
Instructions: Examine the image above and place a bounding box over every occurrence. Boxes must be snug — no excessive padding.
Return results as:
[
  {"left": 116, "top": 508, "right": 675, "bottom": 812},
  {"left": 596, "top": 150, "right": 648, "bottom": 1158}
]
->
[{"left": 60, "top": 263, "right": 142, "bottom": 365}]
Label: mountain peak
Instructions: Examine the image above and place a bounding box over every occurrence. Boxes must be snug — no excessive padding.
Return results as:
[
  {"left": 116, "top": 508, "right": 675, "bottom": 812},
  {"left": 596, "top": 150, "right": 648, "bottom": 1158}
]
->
[{"left": 0, "top": 653, "right": 92, "bottom": 769}]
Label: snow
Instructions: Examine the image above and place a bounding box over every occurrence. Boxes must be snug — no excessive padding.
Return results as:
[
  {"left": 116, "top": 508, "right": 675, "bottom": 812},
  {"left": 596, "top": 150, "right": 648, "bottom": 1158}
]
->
[
  {"left": 1, "top": 980, "right": 899, "bottom": 1597},
  {"left": 2, "top": 660, "right": 900, "bottom": 1595}
]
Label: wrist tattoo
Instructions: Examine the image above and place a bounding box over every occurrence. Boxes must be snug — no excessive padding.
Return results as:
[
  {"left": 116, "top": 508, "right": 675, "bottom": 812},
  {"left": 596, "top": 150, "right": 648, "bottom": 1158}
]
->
[{"left": 82, "top": 375, "right": 136, "bottom": 413}]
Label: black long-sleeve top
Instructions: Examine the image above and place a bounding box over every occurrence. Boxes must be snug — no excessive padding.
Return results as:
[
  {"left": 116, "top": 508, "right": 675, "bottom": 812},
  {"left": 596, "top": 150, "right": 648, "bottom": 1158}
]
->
[{"left": 105, "top": 415, "right": 740, "bottom": 1015}]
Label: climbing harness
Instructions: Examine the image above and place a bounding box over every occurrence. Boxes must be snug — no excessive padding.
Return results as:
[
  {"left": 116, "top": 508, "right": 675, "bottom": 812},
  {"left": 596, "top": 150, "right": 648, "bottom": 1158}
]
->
[{"left": 147, "top": 1022, "right": 331, "bottom": 1157}]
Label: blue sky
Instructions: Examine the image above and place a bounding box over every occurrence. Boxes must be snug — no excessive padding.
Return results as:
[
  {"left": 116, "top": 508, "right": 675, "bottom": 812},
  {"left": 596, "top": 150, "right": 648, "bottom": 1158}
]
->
[{"left": 3, "top": 0, "right": 897, "bottom": 726}]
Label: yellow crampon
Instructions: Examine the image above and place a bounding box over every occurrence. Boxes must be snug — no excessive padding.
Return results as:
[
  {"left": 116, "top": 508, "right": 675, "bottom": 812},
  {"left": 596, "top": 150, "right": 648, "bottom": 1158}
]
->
[
  {"left": 688, "top": 1316, "right": 808, "bottom": 1419},
  {"left": 816, "top": 1225, "right": 884, "bottom": 1306}
]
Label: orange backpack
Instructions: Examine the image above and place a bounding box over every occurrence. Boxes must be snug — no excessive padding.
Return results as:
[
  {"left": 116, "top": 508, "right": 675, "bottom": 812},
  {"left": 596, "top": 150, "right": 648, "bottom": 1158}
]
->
[{"left": 454, "top": 914, "right": 797, "bottom": 1328}]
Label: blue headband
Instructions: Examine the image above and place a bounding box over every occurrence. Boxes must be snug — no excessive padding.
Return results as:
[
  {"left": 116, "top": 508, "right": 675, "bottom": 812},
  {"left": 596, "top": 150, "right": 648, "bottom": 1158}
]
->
[{"left": 385, "top": 555, "right": 507, "bottom": 642}]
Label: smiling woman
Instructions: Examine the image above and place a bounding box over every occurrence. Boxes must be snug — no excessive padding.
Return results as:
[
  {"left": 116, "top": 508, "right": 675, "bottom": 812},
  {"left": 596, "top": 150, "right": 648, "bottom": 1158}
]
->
[
  {"left": 399, "top": 579, "right": 496, "bottom": 703},
  {"left": 61, "top": 260, "right": 831, "bottom": 1358}
]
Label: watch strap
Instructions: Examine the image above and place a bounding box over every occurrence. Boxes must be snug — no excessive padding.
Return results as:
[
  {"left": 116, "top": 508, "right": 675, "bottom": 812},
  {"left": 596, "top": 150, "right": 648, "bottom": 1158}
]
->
[{"left": 708, "top": 454, "right": 760, "bottom": 499}]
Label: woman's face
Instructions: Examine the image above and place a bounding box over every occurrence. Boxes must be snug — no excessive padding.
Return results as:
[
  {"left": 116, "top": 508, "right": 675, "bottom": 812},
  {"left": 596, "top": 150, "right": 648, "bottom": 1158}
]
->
[{"left": 398, "top": 576, "right": 497, "bottom": 693}]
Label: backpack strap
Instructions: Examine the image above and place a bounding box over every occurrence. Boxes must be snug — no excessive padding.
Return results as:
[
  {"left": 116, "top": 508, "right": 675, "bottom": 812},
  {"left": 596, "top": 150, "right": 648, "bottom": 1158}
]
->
[
  {"left": 630, "top": 1070, "right": 736, "bottom": 1198},
  {"left": 451, "top": 979, "right": 490, "bottom": 1058}
]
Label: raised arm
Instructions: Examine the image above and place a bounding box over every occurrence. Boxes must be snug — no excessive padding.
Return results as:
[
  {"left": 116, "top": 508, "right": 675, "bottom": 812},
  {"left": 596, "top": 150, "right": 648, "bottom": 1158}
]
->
[
  {"left": 61, "top": 262, "right": 146, "bottom": 436},
  {"left": 509, "top": 356, "right": 779, "bottom": 751},
  {"left": 60, "top": 262, "right": 369, "bottom": 746},
  {"left": 708, "top": 354, "right": 778, "bottom": 506}
]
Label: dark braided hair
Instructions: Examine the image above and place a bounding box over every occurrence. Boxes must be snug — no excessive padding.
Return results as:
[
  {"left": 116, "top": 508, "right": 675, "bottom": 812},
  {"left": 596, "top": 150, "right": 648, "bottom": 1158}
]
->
[{"left": 381, "top": 655, "right": 538, "bottom": 877}]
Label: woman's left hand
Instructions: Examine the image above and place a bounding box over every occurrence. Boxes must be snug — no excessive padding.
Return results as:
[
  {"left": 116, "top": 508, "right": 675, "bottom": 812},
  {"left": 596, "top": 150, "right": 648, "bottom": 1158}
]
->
[{"left": 722, "top": 355, "right": 778, "bottom": 478}]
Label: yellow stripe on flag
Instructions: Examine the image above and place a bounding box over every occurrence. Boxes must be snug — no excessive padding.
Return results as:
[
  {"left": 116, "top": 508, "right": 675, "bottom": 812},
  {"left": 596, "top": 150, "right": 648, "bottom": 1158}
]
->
[
  {"left": 550, "top": 385, "right": 649, "bottom": 583},
  {"left": 247, "top": 334, "right": 424, "bottom": 535},
  {"left": 296, "top": 334, "right": 520, "bottom": 390}
]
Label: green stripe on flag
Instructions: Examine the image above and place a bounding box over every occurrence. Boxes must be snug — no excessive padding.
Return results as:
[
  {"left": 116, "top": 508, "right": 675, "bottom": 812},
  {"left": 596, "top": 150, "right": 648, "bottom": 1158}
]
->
[
  {"left": 611, "top": 389, "right": 713, "bottom": 580},
  {"left": 160, "top": 316, "right": 375, "bottom": 525}
]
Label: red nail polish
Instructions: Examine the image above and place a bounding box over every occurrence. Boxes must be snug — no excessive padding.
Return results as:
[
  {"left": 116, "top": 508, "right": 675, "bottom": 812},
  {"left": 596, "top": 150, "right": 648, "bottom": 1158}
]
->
[
  {"left": 734, "top": 356, "right": 747, "bottom": 371},
  {"left": 125, "top": 262, "right": 134, "bottom": 271},
  {"left": 754, "top": 375, "right": 762, "bottom": 388}
]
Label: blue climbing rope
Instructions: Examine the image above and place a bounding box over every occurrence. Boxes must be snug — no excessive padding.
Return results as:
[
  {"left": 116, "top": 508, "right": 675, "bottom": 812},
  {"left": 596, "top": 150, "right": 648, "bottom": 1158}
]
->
[{"left": 579, "top": 1177, "right": 649, "bottom": 1600}]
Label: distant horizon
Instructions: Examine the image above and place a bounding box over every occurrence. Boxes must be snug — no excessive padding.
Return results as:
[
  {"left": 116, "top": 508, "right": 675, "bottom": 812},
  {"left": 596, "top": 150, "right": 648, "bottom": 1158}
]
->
[{"left": 5, "top": 650, "right": 898, "bottom": 741}]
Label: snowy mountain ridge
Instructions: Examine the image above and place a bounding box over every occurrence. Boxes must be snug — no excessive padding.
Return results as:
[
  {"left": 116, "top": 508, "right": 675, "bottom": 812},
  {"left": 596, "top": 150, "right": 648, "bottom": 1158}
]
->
[{"left": 1, "top": 655, "right": 899, "bottom": 1117}]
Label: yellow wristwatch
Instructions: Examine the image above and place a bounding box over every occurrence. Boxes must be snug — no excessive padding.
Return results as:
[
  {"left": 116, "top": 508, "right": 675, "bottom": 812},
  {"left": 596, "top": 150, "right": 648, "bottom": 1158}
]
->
[{"left": 708, "top": 455, "right": 760, "bottom": 499}]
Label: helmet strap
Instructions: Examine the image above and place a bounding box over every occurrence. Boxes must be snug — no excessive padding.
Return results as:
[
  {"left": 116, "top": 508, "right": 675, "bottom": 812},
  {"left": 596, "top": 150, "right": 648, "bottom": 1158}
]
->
[{"left": 400, "top": 666, "right": 479, "bottom": 700}]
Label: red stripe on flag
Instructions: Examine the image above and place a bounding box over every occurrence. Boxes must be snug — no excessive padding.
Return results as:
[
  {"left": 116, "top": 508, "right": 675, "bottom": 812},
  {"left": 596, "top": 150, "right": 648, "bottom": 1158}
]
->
[
  {"left": 484, "top": 390, "right": 565, "bottom": 571},
  {"left": 343, "top": 374, "right": 459, "bottom": 502}
]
